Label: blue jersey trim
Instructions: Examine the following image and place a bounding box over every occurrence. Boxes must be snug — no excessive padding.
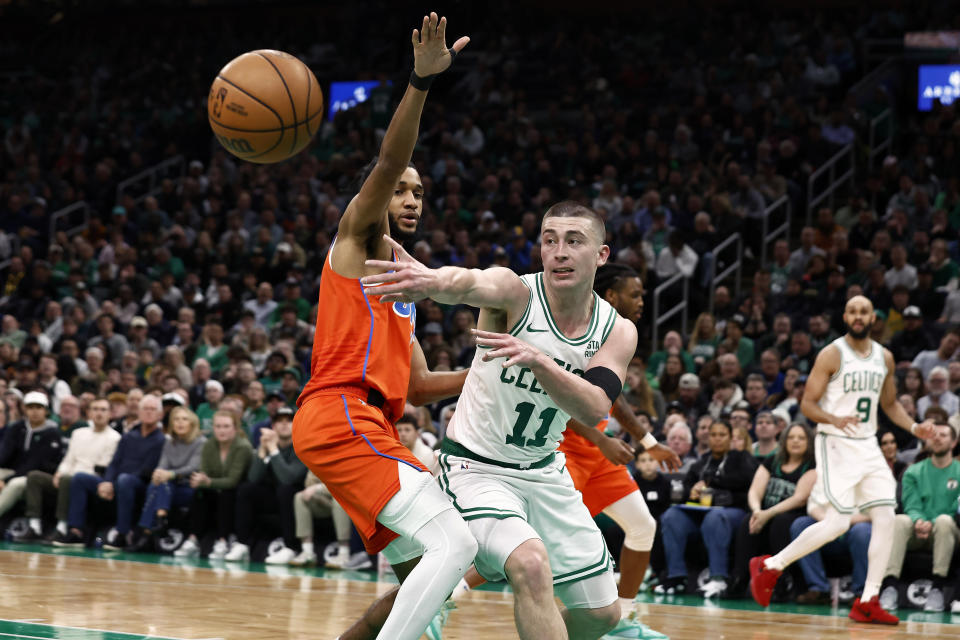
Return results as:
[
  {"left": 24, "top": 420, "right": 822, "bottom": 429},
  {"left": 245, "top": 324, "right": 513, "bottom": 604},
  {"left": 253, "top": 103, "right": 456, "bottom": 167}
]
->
[{"left": 340, "top": 395, "right": 422, "bottom": 471}]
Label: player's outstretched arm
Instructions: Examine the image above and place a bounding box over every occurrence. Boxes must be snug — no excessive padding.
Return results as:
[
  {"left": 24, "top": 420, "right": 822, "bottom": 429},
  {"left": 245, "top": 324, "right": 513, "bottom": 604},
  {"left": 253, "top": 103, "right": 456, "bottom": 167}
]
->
[
  {"left": 476, "top": 315, "right": 637, "bottom": 427},
  {"left": 565, "top": 418, "right": 634, "bottom": 465},
  {"left": 611, "top": 394, "right": 681, "bottom": 471},
  {"left": 880, "top": 349, "right": 936, "bottom": 439},
  {"left": 800, "top": 345, "right": 860, "bottom": 435},
  {"left": 407, "top": 338, "right": 469, "bottom": 406},
  {"left": 362, "top": 235, "right": 530, "bottom": 315},
  {"left": 338, "top": 12, "right": 469, "bottom": 242}
]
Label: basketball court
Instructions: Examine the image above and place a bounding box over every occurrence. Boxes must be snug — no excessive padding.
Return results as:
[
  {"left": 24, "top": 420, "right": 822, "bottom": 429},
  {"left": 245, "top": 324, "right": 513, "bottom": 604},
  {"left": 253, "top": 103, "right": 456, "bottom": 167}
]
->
[{"left": 2, "top": 544, "right": 957, "bottom": 640}]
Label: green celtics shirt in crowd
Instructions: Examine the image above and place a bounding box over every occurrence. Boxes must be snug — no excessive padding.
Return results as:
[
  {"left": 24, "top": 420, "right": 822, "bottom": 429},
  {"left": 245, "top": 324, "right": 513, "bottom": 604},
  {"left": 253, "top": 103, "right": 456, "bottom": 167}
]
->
[
  {"left": 445, "top": 273, "right": 618, "bottom": 465},
  {"left": 195, "top": 402, "right": 216, "bottom": 436},
  {"left": 901, "top": 458, "right": 960, "bottom": 524}
]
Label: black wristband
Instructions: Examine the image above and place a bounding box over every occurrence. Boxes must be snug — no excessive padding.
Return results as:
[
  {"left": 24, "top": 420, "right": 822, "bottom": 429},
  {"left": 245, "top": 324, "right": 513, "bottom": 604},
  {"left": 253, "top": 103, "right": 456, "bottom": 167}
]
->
[
  {"left": 409, "top": 48, "right": 458, "bottom": 91},
  {"left": 409, "top": 70, "right": 435, "bottom": 91}
]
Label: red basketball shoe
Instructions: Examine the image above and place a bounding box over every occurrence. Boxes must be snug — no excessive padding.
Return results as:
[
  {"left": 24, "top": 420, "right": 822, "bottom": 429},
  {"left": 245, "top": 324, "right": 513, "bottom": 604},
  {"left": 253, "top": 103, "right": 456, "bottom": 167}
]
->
[
  {"left": 749, "top": 555, "right": 781, "bottom": 607},
  {"left": 849, "top": 596, "right": 899, "bottom": 625}
]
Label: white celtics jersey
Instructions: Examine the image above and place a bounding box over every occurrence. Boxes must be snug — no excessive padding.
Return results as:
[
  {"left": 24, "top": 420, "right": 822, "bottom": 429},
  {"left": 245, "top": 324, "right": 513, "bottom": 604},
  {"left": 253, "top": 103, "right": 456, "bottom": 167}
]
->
[
  {"left": 817, "top": 336, "right": 888, "bottom": 438},
  {"left": 446, "top": 272, "right": 619, "bottom": 465}
]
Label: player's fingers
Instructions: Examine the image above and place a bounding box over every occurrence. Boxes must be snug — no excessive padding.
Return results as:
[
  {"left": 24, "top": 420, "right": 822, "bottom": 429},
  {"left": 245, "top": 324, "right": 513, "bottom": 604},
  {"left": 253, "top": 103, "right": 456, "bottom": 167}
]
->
[
  {"left": 430, "top": 11, "right": 439, "bottom": 35},
  {"left": 421, "top": 15, "right": 430, "bottom": 41},
  {"left": 471, "top": 328, "right": 508, "bottom": 339},
  {"left": 360, "top": 272, "right": 399, "bottom": 286},
  {"left": 437, "top": 15, "right": 447, "bottom": 42},
  {"left": 381, "top": 234, "right": 410, "bottom": 258},
  {"left": 412, "top": 28, "right": 419, "bottom": 47},
  {"left": 451, "top": 35, "right": 471, "bottom": 52},
  {"left": 363, "top": 258, "right": 398, "bottom": 271}
]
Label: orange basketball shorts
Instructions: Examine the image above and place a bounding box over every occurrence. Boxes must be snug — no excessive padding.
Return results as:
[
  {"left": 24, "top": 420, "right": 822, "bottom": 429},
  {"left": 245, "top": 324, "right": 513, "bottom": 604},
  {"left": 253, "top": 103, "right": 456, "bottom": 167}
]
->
[
  {"left": 293, "top": 390, "right": 429, "bottom": 554},
  {"left": 560, "top": 430, "right": 639, "bottom": 517}
]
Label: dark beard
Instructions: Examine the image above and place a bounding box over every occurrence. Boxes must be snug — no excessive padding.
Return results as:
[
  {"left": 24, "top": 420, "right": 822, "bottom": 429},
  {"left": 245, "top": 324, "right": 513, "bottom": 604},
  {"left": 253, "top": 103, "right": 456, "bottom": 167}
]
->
[
  {"left": 845, "top": 320, "right": 872, "bottom": 340},
  {"left": 387, "top": 215, "right": 419, "bottom": 248}
]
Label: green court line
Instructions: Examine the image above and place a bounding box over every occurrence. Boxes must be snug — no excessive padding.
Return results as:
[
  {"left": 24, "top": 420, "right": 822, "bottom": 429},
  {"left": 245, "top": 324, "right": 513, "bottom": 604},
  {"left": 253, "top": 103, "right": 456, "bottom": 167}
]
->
[
  {"left": 0, "top": 620, "right": 189, "bottom": 640},
  {"left": 2, "top": 543, "right": 957, "bottom": 625}
]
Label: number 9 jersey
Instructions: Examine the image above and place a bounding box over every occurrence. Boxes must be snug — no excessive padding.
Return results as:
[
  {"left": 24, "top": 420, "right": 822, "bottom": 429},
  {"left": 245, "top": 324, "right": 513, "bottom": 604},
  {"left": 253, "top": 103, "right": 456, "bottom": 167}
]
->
[
  {"left": 446, "top": 273, "right": 619, "bottom": 465},
  {"left": 817, "top": 337, "right": 888, "bottom": 439}
]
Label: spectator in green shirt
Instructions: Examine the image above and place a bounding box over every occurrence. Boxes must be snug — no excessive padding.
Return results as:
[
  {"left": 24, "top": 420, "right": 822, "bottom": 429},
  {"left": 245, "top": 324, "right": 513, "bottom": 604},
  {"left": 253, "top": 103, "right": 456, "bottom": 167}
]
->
[
  {"left": 194, "top": 322, "right": 229, "bottom": 374},
  {"left": 648, "top": 331, "right": 695, "bottom": 378},
  {"left": 195, "top": 380, "right": 224, "bottom": 437},
  {"left": 724, "top": 314, "right": 755, "bottom": 370},
  {"left": 258, "top": 350, "right": 288, "bottom": 395},
  {"left": 242, "top": 381, "right": 269, "bottom": 436},
  {"left": 268, "top": 280, "right": 311, "bottom": 325},
  {"left": 930, "top": 238, "right": 959, "bottom": 291},
  {"left": 880, "top": 424, "right": 960, "bottom": 612}
]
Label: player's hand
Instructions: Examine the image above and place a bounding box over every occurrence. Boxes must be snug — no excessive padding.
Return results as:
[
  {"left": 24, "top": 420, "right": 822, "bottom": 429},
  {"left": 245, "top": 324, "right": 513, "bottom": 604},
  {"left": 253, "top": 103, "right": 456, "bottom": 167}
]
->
[
  {"left": 912, "top": 420, "right": 936, "bottom": 440},
  {"left": 833, "top": 415, "right": 860, "bottom": 435},
  {"left": 362, "top": 235, "right": 436, "bottom": 303},
  {"left": 647, "top": 443, "right": 682, "bottom": 472},
  {"left": 596, "top": 435, "right": 634, "bottom": 466},
  {"left": 412, "top": 12, "right": 470, "bottom": 78},
  {"left": 473, "top": 328, "right": 543, "bottom": 369}
]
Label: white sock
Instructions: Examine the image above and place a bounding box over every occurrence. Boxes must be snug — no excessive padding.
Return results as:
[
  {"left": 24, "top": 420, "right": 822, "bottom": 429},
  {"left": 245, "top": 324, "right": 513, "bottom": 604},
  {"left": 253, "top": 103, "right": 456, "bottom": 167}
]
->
[
  {"left": 302, "top": 541, "right": 314, "bottom": 555},
  {"left": 56, "top": 520, "right": 68, "bottom": 536},
  {"left": 29, "top": 518, "right": 42, "bottom": 534},
  {"left": 450, "top": 576, "right": 472, "bottom": 602},
  {"left": 618, "top": 596, "right": 635, "bottom": 619},
  {"left": 861, "top": 506, "right": 895, "bottom": 601}
]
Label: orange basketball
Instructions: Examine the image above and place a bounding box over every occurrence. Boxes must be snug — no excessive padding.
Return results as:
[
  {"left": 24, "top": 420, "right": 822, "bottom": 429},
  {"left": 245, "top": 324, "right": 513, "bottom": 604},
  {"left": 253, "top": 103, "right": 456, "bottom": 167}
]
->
[{"left": 208, "top": 49, "right": 323, "bottom": 164}]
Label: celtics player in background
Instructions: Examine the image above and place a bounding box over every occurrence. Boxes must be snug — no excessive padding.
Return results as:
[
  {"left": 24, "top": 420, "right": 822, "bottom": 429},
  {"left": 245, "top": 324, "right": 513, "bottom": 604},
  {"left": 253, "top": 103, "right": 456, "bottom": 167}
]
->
[
  {"left": 750, "top": 295, "right": 935, "bottom": 625},
  {"left": 363, "top": 201, "right": 637, "bottom": 639}
]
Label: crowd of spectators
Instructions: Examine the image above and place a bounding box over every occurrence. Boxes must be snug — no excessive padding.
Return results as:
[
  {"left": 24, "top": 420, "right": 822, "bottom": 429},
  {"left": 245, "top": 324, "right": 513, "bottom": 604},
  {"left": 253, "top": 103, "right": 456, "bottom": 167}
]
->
[{"left": 0, "top": 0, "right": 959, "bottom": 613}]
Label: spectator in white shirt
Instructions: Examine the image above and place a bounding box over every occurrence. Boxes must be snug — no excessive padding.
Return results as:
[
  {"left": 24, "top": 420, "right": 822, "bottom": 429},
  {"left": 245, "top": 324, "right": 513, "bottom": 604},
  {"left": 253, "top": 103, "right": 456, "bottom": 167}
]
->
[
  {"left": 787, "top": 227, "right": 826, "bottom": 276},
  {"left": 912, "top": 331, "right": 960, "bottom": 378},
  {"left": 452, "top": 117, "right": 484, "bottom": 156},
  {"left": 243, "top": 282, "right": 278, "bottom": 329},
  {"left": 917, "top": 366, "right": 960, "bottom": 419},
  {"left": 883, "top": 244, "right": 918, "bottom": 291},
  {"left": 656, "top": 231, "right": 699, "bottom": 280}
]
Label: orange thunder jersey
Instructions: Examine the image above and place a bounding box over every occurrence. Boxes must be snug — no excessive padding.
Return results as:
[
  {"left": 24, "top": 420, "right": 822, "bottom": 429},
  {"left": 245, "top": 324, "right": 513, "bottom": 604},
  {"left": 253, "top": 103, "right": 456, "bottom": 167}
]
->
[{"left": 297, "top": 242, "right": 416, "bottom": 422}]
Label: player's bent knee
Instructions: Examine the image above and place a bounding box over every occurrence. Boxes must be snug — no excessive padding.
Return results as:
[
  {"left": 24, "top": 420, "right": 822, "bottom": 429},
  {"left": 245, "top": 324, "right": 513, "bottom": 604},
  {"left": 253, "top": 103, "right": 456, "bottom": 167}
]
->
[
  {"left": 565, "top": 603, "right": 620, "bottom": 636},
  {"left": 505, "top": 541, "right": 553, "bottom": 595}
]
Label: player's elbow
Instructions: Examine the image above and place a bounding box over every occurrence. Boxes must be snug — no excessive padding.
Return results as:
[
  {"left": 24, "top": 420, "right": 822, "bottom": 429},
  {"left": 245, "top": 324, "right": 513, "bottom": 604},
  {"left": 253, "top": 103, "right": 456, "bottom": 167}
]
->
[{"left": 579, "top": 391, "right": 611, "bottom": 427}]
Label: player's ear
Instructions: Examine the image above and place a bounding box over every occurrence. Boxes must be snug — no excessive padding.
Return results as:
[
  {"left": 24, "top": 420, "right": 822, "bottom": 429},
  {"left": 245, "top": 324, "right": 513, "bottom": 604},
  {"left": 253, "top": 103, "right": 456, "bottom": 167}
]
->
[{"left": 597, "top": 244, "right": 610, "bottom": 266}]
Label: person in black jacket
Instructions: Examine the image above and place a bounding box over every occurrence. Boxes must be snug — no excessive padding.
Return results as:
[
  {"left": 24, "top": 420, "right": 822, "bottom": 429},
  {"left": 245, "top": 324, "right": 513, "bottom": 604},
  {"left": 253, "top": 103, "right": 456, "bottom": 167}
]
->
[
  {"left": 656, "top": 420, "right": 758, "bottom": 597},
  {"left": 222, "top": 406, "right": 307, "bottom": 561},
  {"left": 0, "top": 391, "right": 63, "bottom": 520},
  {"left": 632, "top": 450, "right": 675, "bottom": 584}
]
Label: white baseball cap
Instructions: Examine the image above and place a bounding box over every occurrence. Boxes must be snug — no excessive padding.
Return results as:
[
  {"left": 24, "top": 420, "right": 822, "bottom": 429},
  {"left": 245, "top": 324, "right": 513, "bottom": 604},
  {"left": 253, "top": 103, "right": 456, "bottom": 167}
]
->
[{"left": 24, "top": 391, "right": 49, "bottom": 408}]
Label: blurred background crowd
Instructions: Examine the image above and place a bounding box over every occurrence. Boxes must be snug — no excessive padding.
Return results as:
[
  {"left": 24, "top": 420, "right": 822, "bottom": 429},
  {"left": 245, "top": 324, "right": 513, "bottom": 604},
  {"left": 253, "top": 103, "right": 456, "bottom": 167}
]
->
[{"left": 0, "top": 0, "right": 959, "bottom": 612}]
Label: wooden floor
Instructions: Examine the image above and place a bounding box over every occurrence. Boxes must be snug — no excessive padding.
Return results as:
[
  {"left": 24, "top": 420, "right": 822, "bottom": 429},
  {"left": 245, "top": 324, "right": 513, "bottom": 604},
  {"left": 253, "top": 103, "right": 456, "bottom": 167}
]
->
[{"left": 1, "top": 548, "right": 958, "bottom": 640}]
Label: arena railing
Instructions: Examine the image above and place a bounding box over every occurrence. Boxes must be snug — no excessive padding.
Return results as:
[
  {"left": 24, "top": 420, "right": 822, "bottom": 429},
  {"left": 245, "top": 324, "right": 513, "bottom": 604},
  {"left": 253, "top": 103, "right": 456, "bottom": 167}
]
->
[
  {"left": 115, "top": 155, "right": 186, "bottom": 206},
  {"left": 806, "top": 144, "right": 855, "bottom": 227},
  {"left": 651, "top": 271, "right": 689, "bottom": 352},
  {"left": 760, "top": 195, "right": 791, "bottom": 265},
  {"left": 48, "top": 201, "right": 92, "bottom": 242},
  {"left": 706, "top": 232, "right": 743, "bottom": 316},
  {"left": 867, "top": 108, "right": 894, "bottom": 170}
]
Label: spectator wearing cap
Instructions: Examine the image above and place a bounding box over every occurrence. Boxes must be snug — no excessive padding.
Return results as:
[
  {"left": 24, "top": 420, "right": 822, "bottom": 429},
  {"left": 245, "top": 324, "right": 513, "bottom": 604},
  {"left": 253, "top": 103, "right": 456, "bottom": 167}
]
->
[
  {"left": 889, "top": 306, "right": 934, "bottom": 365},
  {"left": 37, "top": 353, "right": 71, "bottom": 415},
  {"left": 195, "top": 380, "right": 224, "bottom": 436},
  {"left": 258, "top": 350, "right": 288, "bottom": 395},
  {"left": 128, "top": 317, "right": 160, "bottom": 359},
  {"left": 55, "top": 394, "right": 165, "bottom": 549},
  {"left": 912, "top": 330, "right": 960, "bottom": 379},
  {"left": 18, "top": 396, "right": 120, "bottom": 542},
  {"left": 917, "top": 366, "right": 959, "bottom": 419},
  {"left": 243, "top": 282, "right": 277, "bottom": 330},
  {"left": 280, "top": 367, "right": 303, "bottom": 406},
  {"left": 224, "top": 406, "right": 307, "bottom": 562},
  {"left": 0, "top": 391, "right": 62, "bottom": 521},
  {"left": 674, "top": 373, "right": 706, "bottom": 421},
  {"left": 87, "top": 314, "right": 130, "bottom": 370}
]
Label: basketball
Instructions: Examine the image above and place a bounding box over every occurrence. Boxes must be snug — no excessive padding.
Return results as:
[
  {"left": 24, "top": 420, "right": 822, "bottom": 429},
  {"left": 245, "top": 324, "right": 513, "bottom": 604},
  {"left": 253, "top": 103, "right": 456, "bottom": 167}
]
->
[{"left": 207, "top": 49, "right": 322, "bottom": 164}]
